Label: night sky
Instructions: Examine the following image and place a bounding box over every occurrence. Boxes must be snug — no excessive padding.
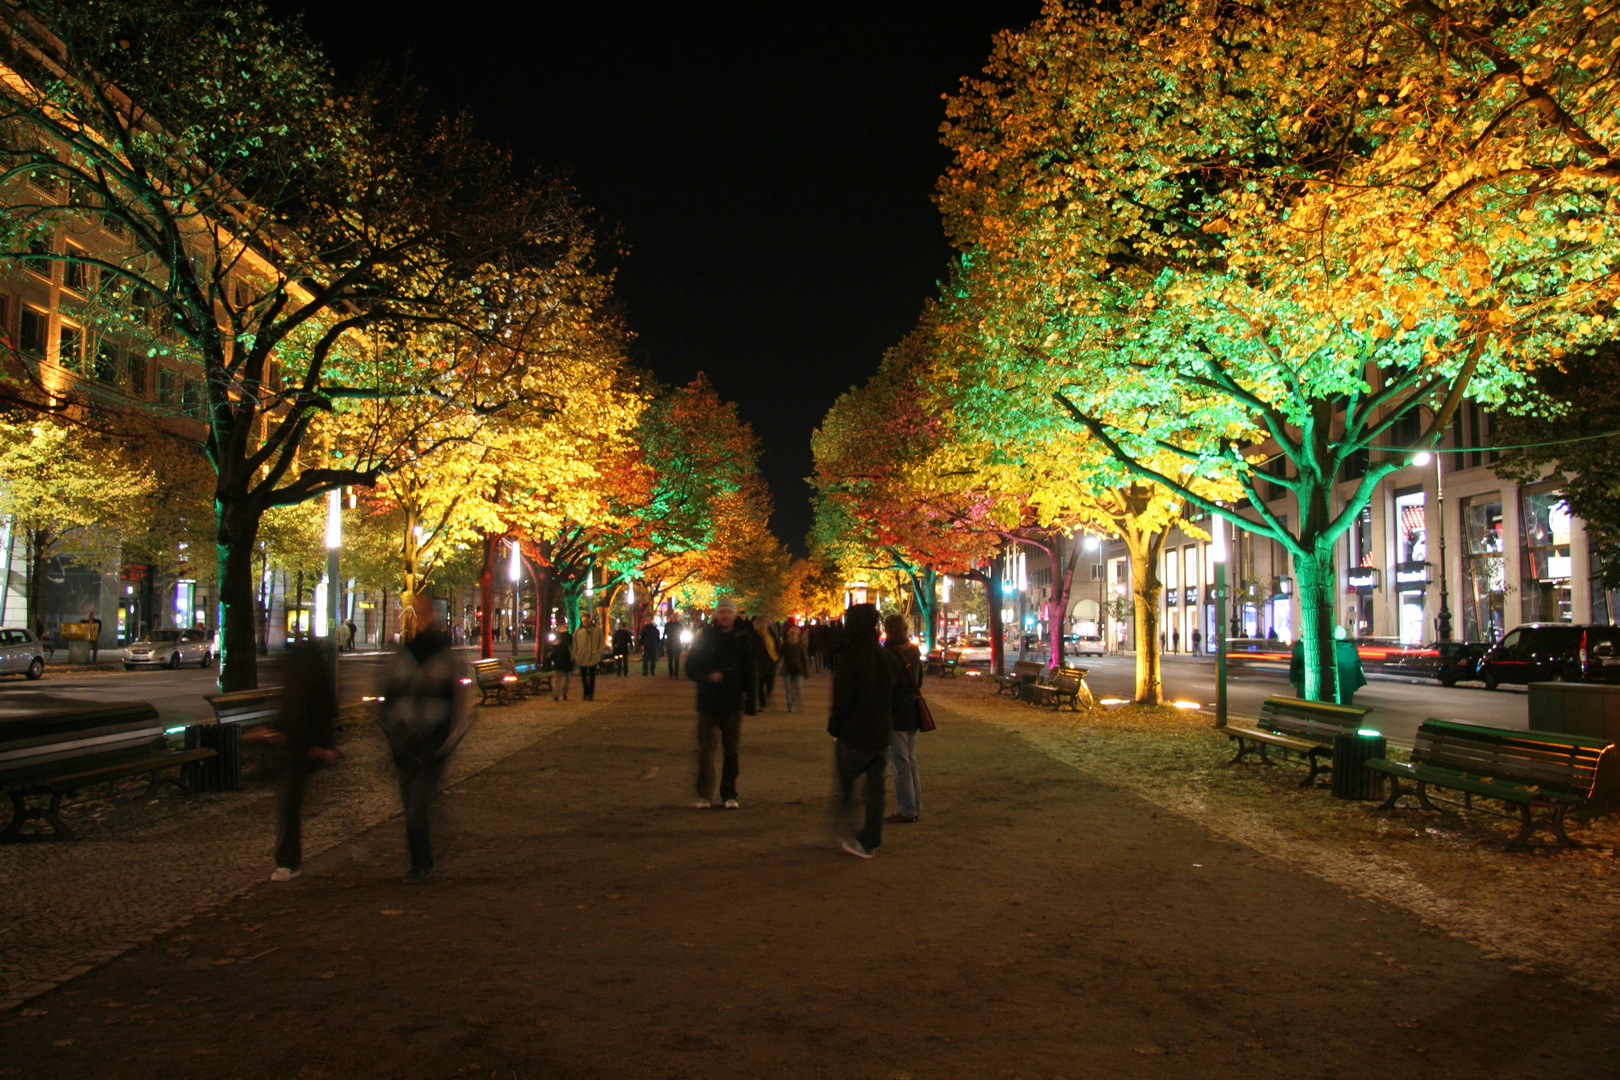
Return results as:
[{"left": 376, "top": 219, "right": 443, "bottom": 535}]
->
[{"left": 264, "top": 0, "right": 1041, "bottom": 553}]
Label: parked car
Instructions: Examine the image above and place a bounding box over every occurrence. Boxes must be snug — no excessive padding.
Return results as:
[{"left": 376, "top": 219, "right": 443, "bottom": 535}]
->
[
  {"left": 1388, "top": 640, "right": 1488, "bottom": 687},
  {"left": 954, "top": 636, "right": 993, "bottom": 664},
  {"left": 1065, "top": 633, "right": 1106, "bottom": 657},
  {"left": 0, "top": 626, "right": 47, "bottom": 679},
  {"left": 124, "top": 628, "right": 214, "bottom": 670},
  {"left": 1477, "top": 623, "right": 1620, "bottom": 689}
]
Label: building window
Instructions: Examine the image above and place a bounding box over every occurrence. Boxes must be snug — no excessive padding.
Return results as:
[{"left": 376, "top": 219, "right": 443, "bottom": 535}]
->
[
  {"left": 126, "top": 352, "right": 147, "bottom": 397},
  {"left": 157, "top": 367, "right": 176, "bottom": 406},
  {"left": 181, "top": 377, "right": 202, "bottom": 418},
  {"left": 0, "top": 294, "right": 9, "bottom": 344},
  {"left": 24, "top": 236, "right": 53, "bottom": 280},
  {"left": 93, "top": 339, "right": 119, "bottom": 383},
  {"left": 1461, "top": 494, "right": 1506, "bottom": 643},
  {"left": 1393, "top": 489, "right": 1427, "bottom": 644},
  {"left": 62, "top": 244, "right": 89, "bottom": 293},
  {"left": 19, "top": 306, "right": 48, "bottom": 356},
  {"left": 58, "top": 322, "right": 82, "bottom": 372},
  {"left": 1520, "top": 484, "right": 1573, "bottom": 624}
]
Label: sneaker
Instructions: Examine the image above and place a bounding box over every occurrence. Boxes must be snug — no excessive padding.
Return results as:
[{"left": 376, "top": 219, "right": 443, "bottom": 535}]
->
[
  {"left": 404, "top": 867, "right": 430, "bottom": 883},
  {"left": 694, "top": 798, "right": 712, "bottom": 809},
  {"left": 269, "top": 866, "right": 301, "bottom": 882},
  {"left": 840, "top": 838, "right": 875, "bottom": 860},
  {"left": 723, "top": 798, "right": 740, "bottom": 809}
]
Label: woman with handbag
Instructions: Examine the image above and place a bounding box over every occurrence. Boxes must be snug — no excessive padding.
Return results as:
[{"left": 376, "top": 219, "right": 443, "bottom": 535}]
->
[{"left": 883, "top": 613, "right": 924, "bottom": 824}]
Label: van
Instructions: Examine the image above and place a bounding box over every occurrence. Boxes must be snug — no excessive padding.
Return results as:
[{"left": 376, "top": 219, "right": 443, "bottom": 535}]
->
[{"left": 1477, "top": 624, "right": 1620, "bottom": 690}]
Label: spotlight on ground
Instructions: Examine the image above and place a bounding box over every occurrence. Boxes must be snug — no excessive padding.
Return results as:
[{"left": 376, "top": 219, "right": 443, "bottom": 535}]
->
[{"left": 1171, "top": 699, "right": 1202, "bottom": 710}]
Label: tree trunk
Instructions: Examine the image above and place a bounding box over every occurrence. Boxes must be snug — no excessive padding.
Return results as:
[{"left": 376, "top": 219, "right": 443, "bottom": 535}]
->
[
  {"left": 215, "top": 504, "right": 263, "bottom": 692},
  {"left": 1047, "top": 535, "right": 1079, "bottom": 672},
  {"left": 1293, "top": 544, "right": 1339, "bottom": 703},
  {"left": 907, "top": 565, "right": 936, "bottom": 651},
  {"left": 25, "top": 527, "right": 46, "bottom": 639},
  {"left": 1126, "top": 529, "right": 1166, "bottom": 705}
]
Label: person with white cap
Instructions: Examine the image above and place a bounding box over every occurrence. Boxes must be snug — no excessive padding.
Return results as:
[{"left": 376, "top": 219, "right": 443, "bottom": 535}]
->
[{"left": 684, "top": 594, "right": 757, "bottom": 809}]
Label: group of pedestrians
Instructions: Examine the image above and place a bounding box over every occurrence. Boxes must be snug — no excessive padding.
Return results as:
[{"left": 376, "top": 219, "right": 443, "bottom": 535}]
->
[
  {"left": 684, "top": 597, "right": 926, "bottom": 859},
  {"left": 263, "top": 595, "right": 928, "bottom": 884}
]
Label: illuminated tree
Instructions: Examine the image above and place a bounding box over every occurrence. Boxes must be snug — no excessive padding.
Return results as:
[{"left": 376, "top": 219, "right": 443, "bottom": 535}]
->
[
  {"left": 0, "top": 0, "right": 611, "bottom": 688},
  {"left": 939, "top": 0, "right": 1620, "bottom": 699}
]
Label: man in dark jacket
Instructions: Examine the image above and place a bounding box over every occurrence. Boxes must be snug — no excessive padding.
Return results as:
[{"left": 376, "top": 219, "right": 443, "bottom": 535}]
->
[
  {"left": 638, "top": 621, "right": 662, "bottom": 675},
  {"left": 828, "top": 603, "right": 905, "bottom": 858},
  {"left": 612, "top": 623, "right": 633, "bottom": 676},
  {"left": 379, "top": 594, "right": 468, "bottom": 881},
  {"left": 685, "top": 595, "right": 756, "bottom": 809}
]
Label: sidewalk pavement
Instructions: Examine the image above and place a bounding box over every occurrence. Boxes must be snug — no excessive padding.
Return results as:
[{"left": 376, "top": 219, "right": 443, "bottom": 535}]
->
[{"left": 3, "top": 668, "right": 1616, "bottom": 1079}]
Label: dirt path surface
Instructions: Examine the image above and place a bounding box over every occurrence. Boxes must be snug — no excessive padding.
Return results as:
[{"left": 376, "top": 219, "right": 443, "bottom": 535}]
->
[{"left": 5, "top": 670, "right": 1618, "bottom": 1079}]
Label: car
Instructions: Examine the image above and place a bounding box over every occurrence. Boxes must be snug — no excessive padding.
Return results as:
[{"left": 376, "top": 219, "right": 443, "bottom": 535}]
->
[
  {"left": 1065, "top": 633, "right": 1106, "bottom": 657},
  {"left": 124, "top": 628, "right": 214, "bottom": 670},
  {"left": 954, "top": 637, "right": 993, "bottom": 664},
  {"left": 1476, "top": 623, "right": 1620, "bottom": 690},
  {"left": 1388, "top": 640, "right": 1487, "bottom": 686},
  {"left": 0, "top": 626, "right": 47, "bottom": 680}
]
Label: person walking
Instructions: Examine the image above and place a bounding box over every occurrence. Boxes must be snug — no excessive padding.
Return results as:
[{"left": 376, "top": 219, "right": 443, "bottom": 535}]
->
[
  {"left": 664, "top": 616, "right": 685, "bottom": 678},
  {"left": 573, "top": 613, "right": 606, "bottom": 702},
  {"left": 829, "top": 603, "right": 904, "bottom": 859},
  {"left": 1192, "top": 627, "right": 1202, "bottom": 655},
  {"left": 780, "top": 624, "right": 808, "bottom": 713},
  {"left": 752, "top": 615, "right": 779, "bottom": 710},
  {"left": 684, "top": 596, "right": 756, "bottom": 809},
  {"left": 378, "top": 594, "right": 468, "bottom": 882},
  {"left": 638, "top": 621, "right": 661, "bottom": 676},
  {"left": 612, "top": 623, "right": 633, "bottom": 676},
  {"left": 255, "top": 642, "right": 340, "bottom": 882},
  {"left": 883, "top": 613, "right": 923, "bottom": 825},
  {"left": 550, "top": 622, "right": 576, "bottom": 701}
]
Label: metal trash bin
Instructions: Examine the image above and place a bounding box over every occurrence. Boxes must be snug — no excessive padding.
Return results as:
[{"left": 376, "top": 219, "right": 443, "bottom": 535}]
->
[
  {"left": 183, "top": 723, "right": 243, "bottom": 792},
  {"left": 1331, "top": 730, "right": 1387, "bottom": 800}
]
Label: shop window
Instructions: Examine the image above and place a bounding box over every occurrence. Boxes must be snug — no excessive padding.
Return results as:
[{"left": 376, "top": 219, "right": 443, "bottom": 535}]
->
[
  {"left": 1520, "top": 485, "right": 1573, "bottom": 624},
  {"left": 1461, "top": 494, "right": 1506, "bottom": 642}
]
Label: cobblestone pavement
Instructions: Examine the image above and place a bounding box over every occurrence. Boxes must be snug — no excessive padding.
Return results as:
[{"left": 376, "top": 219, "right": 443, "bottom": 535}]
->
[{"left": 0, "top": 671, "right": 622, "bottom": 1010}]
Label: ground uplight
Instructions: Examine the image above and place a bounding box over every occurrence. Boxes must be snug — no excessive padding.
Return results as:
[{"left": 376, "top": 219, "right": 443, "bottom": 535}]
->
[{"left": 1171, "top": 700, "right": 1202, "bottom": 710}]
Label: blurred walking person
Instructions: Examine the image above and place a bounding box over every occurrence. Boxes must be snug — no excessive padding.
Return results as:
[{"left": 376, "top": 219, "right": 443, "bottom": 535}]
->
[
  {"left": 378, "top": 594, "right": 468, "bottom": 882},
  {"left": 639, "top": 620, "right": 662, "bottom": 675},
  {"left": 752, "top": 615, "right": 779, "bottom": 709},
  {"left": 573, "top": 613, "right": 605, "bottom": 702},
  {"left": 255, "top": 642, "right": 341, "bottom": 882},
  {"left": 550, "top": 621, "right": 576, "bottom": 700},
  {"left": 780, "top": 624, "right": 808, "bottom": 713},
  {"left": 828, "top": 604, "right": 904, "bottom": 859},
  {"left": 612, "top": 623, "right": 633, "bottom": 676},
  {"left": 685, "top": 596, "right": 756, "bottom": 809},
  {"left": 884, "top": 613, "right": 923, "bottom": 824},
  {"left": 664, "top": 616, "right": 685, "bottom": 678}
]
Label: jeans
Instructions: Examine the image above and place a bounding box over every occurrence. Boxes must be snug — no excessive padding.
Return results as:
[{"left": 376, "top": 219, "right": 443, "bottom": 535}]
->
[
  {"left": 696, "top": 711, "right": 742, "bottom": 801},
  {"left": 552, "top": 669, "right": 573, "bottom": 699},
  {"left": 782, "top": 672, "right": 803, "bottom": 711},
  {"left": 642, "top": 650, "right": 658, "bottom": 675},
  {"left": 889, "top": 730, "right": 920, "bottom": 818},
  {"left": 834, "top": 742, "right": 888, "bottom": 852},
  {"left": 398, "top": 754, "right": 446, "bottom": 874},
  {"left": 578, "top": 664, "right": 598, "bottom": 700},
  {"left": 667, "top": 649, "right": 682, "bottom": 678},
  {"left": 615, "top": 653, "right": 629, "bottom": 676}
]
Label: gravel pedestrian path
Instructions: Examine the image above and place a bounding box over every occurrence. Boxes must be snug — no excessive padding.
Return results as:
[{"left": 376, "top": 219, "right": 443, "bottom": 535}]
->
[{"left": 3, "top": 669, "right": 1616, "bottom": 1079}]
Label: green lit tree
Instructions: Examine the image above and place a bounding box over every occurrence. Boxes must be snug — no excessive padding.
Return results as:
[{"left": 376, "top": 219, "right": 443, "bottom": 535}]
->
[{"left": 939, "top": 0, "right": 1620, "bottom": 700}]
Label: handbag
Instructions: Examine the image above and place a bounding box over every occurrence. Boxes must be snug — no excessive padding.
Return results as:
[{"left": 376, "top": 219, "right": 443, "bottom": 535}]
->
[{"left": 915, "top": 693, "right": 937, "bottom": 733}]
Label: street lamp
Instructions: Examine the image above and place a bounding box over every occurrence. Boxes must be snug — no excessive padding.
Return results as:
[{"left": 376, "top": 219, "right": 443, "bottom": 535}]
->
[
  {"left": 1413, "top": 452, "right": 1453, "bottom": 642},
  {"left": 1211, "top": 508, "right": 1228, "bottom": 729},
  {"left": 325, "top": 488, "right": 342, "bottom": 684},
  {"left": 508, "top": 537, "right": 522, "bottom": 656}
]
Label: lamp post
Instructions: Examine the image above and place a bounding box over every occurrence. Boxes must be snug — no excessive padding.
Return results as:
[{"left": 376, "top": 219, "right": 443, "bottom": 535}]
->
[
  {"left": 1212, "top": 509, "right": 1228, "bottom": 728},
  {"left": 508, "top": 537, "right": 522, "bottom": 657},
  {"left": 324, "top": 488, "right": 342, "bottom": 686},
  {"left": 1413, "top": 452, "right": 1453, "bottom": 642}
]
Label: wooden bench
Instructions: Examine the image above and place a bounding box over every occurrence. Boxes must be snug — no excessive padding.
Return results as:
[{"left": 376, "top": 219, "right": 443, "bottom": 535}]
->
[
  {"left": 1032, "top": 666, "right": 1094, "bottom": 711},
  {"left": 990, "top": 659, "right": 1045, "bottom": 698},
  {"left": 473, "top": 657, "right": 520, "bottom": 706},
  {"left": 1366, "top": 720, "right": 1612, "bottom": 850},
  {"left": 207, "top": 689, "right": 280, "bottom": 732},
  {"left": 1224, "top": 696, "right": 1372, "bottom": 788},
  {"left": 929, "top": 649, "right": 961, "bottom": 678},
  {"left": 0, "top": 704, "right": 216, "bottom": 841},
  {"left": 511, "top": 657, "right": 553, "bottom": 697}
]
